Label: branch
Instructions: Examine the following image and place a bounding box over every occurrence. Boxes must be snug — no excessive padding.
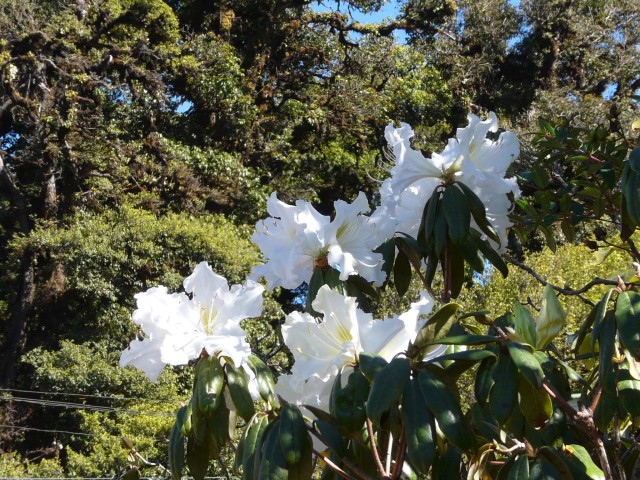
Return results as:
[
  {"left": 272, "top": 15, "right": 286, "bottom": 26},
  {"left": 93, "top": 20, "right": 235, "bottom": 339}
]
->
[
  {"left": 542, "top": 381, "right": 614, "bottom": 479},
  {"left": 505, "top": 254, "right": 621, "bottom": 300}
]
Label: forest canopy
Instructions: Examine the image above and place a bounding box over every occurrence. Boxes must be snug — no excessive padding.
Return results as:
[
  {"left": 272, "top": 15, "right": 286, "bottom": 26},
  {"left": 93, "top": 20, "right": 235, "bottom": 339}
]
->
[{"left": 0, "top": 0, "right": 639, "bottom": 478}]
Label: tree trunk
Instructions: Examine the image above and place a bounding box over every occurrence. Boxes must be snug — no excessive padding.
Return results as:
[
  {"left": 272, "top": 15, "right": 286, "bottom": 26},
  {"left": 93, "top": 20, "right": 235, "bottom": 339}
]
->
[{"left": 0, "top": 155, "right": 36, "bottom": 388}]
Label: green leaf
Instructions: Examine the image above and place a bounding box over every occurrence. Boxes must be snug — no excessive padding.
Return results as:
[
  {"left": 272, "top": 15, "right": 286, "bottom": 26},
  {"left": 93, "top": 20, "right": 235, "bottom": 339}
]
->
[
  {"left": 455, "top": 181, "right": 500, "bottom": 244},
  {"left": 506, "top": 455, "right": 530, "bottom": 480},
  {"left": 238, "top": 414, "right": 267, "bottom": 476},
  {"left": 598, "top": 310, "right": 617, "bottom": 385},
  {"left": 257, "top": 420, "right": 289, "bottom": 480},
  {"left": 206, "top": 394, "right": 231, "bottom": 458},
  {"left": 333, "top": 370, "right": 370, "bottom": 431},
  {"left": 306, "top": 268, "right": 325, "bottom": 315},
  {"left": 366, "top": 357, "right": 410, "bottom": 422},
  {"left": 434, "top": 212, "right": 448, "bottom": 257},
  {"left": 507, "top": 342, "right": 544, "bottom": 388},
  {"left": 358, "top": 352, "right": 388, "bottom": 383},
  {"left": 461, "top": 236, "right": 485, "bottom": 273},
  {"left": 393, "top": 247, "right": 411, "bottom": 297},
  {"left": 474, "top": 356, "right": 497, "bottom": 406},
  {"left": 430, "top": 446, "right": 463, "bottom": 479},
  {"left": 591, "top": 289, "right": 614, "bottom": 351},
  {"left": 470, "top": 230, "right": 508, "bottom": 277},
  {"left": 224, "top": 362, "right": 255, "bottom": 421},
  {"left": 420, "top": 193, "right": 440, "bottom": 249},
  {"left": 514, "top": 302, "right": 537, "bottom": 347},
  {"left": 517, "top": 373, "right": 552, "bottom": 428},
  {"left": 428, "top": 348, "right": 496, "bottom": 364},
  {"left": 314, "top": 418, "right": 347, "bottom": 458},
  {"left": 562, "top": 444, "right": 605, "bottom": 480},
  {"left": 617, "top": 362, "right": 640, "bottom": 417},
  {"left": 247, "top": 355, "right": 277, "bottom": 407},
  {"left": 402, "top": 378, "right": 436, "bottom": 474},
  {"left": 489, "top": 353, "right": 518, "bottom": 426},
  {"left": 176, "top": 402, "right": 192, "bottom": 437},
  {"left": 187, "top": 431, "right": 210, "bottom": 480},
  {"left": 535, "top": 284, "right": 566, "bottom": 350},
  {"left": 413, "top": 302, "right": 460, "bottom": 354},
  {"left": 279, "top": 403, "right": 307, "bottom": 465},
  {"left": 616, "top": 291, "right": 640, "bottom": 360},
  {"left": 535, "top": 447, "right": 574, "bottom": 479},
  {"left": 169, "top": 417, "right": 185, "bottom": 480},
  {"left": 418, "top": 369, "right": 475, "bottom": 452},
  {"left": 594, "top": 362, "right": 618, "bottom": 431},
  {"left": 442, "top": 183, "right": 471, "bottom": 245},
  {"left": 196, "top": 356, "right": 224, "bottom": 416},
  {"left": 449, "top": 243, "right": 465, "bottom": 298},
  {"left": 629, "top": 147, "right": 640, "bottom": 172}
]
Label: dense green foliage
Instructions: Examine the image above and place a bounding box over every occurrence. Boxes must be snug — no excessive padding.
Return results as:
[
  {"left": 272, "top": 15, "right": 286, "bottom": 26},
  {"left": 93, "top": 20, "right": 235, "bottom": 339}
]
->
[{"left": 0, "top": 0, "right": 638, "bottom": 478}]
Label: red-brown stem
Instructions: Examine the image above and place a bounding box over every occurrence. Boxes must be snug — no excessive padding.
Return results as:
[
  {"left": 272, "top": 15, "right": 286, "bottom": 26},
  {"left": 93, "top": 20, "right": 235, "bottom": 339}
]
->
[
  {"left": 312, "top": 448, "right": 355, "bottom": 480},
  {"left": 366, "top": 418, "right": 390, "bottom": 479},
  {"left": 391, "top": 426, "right": 407, "bottom": 480},
  {"left": 443, "top": 241, "right": 452, "bottom": 303},
  {"left": 307, "top": 424, "right": 371, "bottom": 480}
]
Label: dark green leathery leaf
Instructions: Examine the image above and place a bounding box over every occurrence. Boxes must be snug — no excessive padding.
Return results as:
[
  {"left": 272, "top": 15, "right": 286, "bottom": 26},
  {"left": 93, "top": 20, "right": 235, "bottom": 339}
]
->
[
  {"left": 196, "top": 356, "right": 224, "bottom": 416},
  {"left": 224, "top": 361, "right": 255, "bottom": 421},
  {"left": 418, "top": 369, "right": 475, "bottom": 452},
  {"left": 168, "top": 417, "right": 185, "bottom": 480},
  {"left": 358, "top": 352, "right": 388, "bottom": 383},
  {"left": 257, "top": 420, "right": 289, "bottom": 480},
  {"left": 241, "top": 415, "right": 269, "bottom": 480},
  {"left": 489, "top": 353, "right": 518, "bottom": 426},
  {"left": 507, "top": 342, "right": 544, "bottom": 388},
  {"left": 616, "top": 291, "right": 640, "bottom": 360},
  {"left": 402, "top": 377, "right": 436, "bottom": 474},
  {"left": 279, "top": 403, "right": 308, "bottom": 465},
  {"left": 517, "top": 373, "right": 552, "bottom": 428},
  {"left": 247, "top": 355, "right": 277, "bottom": 407},
  {"left": 442, "top": 182, "right": 471, "bottom": 245},
  {"left": 366, "top": 356, "right": 410, "bottom": 422}
]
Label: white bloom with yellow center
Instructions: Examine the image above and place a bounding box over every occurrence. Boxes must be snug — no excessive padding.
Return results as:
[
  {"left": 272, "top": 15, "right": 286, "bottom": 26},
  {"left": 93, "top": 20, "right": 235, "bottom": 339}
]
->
[
  {"left": 276, "top": 286, "right": 440, "bottom": 409},
  {"left": 379, "top": 112, "right": 520, "bottom": 251},
  {"left": 252, "top": 192, "right": 387, "bottom": 290},
  {"left": 120, "top": 262, "right": 263, "bottom": 381}
]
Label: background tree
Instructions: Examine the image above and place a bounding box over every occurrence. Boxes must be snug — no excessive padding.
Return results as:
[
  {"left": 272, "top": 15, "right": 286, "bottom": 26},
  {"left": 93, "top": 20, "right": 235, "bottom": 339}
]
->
[{"left": 0, "top": 0, "right": 639, "bottom": 477}]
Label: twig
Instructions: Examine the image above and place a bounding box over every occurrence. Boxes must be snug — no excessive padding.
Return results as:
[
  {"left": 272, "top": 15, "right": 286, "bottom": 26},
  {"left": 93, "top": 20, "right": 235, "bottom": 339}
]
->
[
  {"left": 385, "top": 432, "right": 393, "bottom": 474},
  {"left": 505, "top": 254, "right": 621, "bottom": 299},
  {"left": 366, "top": 418, "right": 389, "bottom": 479},
  {"left": 312, "top": 448, "right": 355, "bottom": 480},
  {"left": 307, "top": 425, "right": 371, "bottom": 480},
  {"left": 542, "top": 381, "right": 614, "bottom": 479},
  {"left": 390, "top": 427, "right": 406, "bottom": 480}
]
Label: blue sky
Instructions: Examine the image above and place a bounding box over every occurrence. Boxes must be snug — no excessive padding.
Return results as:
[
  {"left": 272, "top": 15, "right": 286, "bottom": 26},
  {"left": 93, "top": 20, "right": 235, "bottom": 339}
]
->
[{"left": 313, "top": 0, "right": 406, "bottom": 42}]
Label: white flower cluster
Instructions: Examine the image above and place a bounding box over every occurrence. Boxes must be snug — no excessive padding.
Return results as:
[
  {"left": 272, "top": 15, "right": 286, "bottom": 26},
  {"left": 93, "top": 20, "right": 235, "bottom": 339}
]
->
[
  {"left": 120, "top": 112, "right": 519, "bottom": 412},
  {"left": 373, "top": 112, "right": 520, "bottom": 251},
  {"left": 250, "top": 191, "right": 387, "bottom": 289},
  {"left": 120, "top": 262, "right": 263, "bottom": 382}
]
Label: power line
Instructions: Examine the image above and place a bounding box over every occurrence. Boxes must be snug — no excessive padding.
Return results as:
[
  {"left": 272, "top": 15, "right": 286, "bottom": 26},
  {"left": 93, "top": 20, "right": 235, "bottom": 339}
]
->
[
  {"left": 0, "top": 395, "right": 176, "bottom": 417},
  {"left": 0, "top": 424, "right": 96, "bottom": 437},
  {"left": 0, "top": 388, "right": 181, "bottom": 404}
]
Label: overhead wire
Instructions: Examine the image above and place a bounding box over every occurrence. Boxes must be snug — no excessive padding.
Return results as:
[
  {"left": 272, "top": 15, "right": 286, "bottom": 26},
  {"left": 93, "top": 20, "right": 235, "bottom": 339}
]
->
[
  {"left": 0, "top": 395, "right": 177, "bottom": 417},
  {"left": 0, "top": 387, "right": 182, "bottom": 404},
  {"left": 0, "top": 424, "right": 96, "bottom": 437}
]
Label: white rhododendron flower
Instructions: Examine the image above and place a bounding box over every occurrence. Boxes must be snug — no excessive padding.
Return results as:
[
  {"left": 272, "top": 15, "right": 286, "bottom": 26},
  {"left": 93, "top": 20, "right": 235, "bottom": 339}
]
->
[
  {"left": 251, "top": 192, "right": 387, "bottom": 290},
  {"left": 275, "top": 285, "right": 444, "bottom": 409},
  {"left": 120, "top": 262, "right": 264, "bottom": 381},
  {"left": 379, "top": 112, "right": 520, "bottom": 250}
]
